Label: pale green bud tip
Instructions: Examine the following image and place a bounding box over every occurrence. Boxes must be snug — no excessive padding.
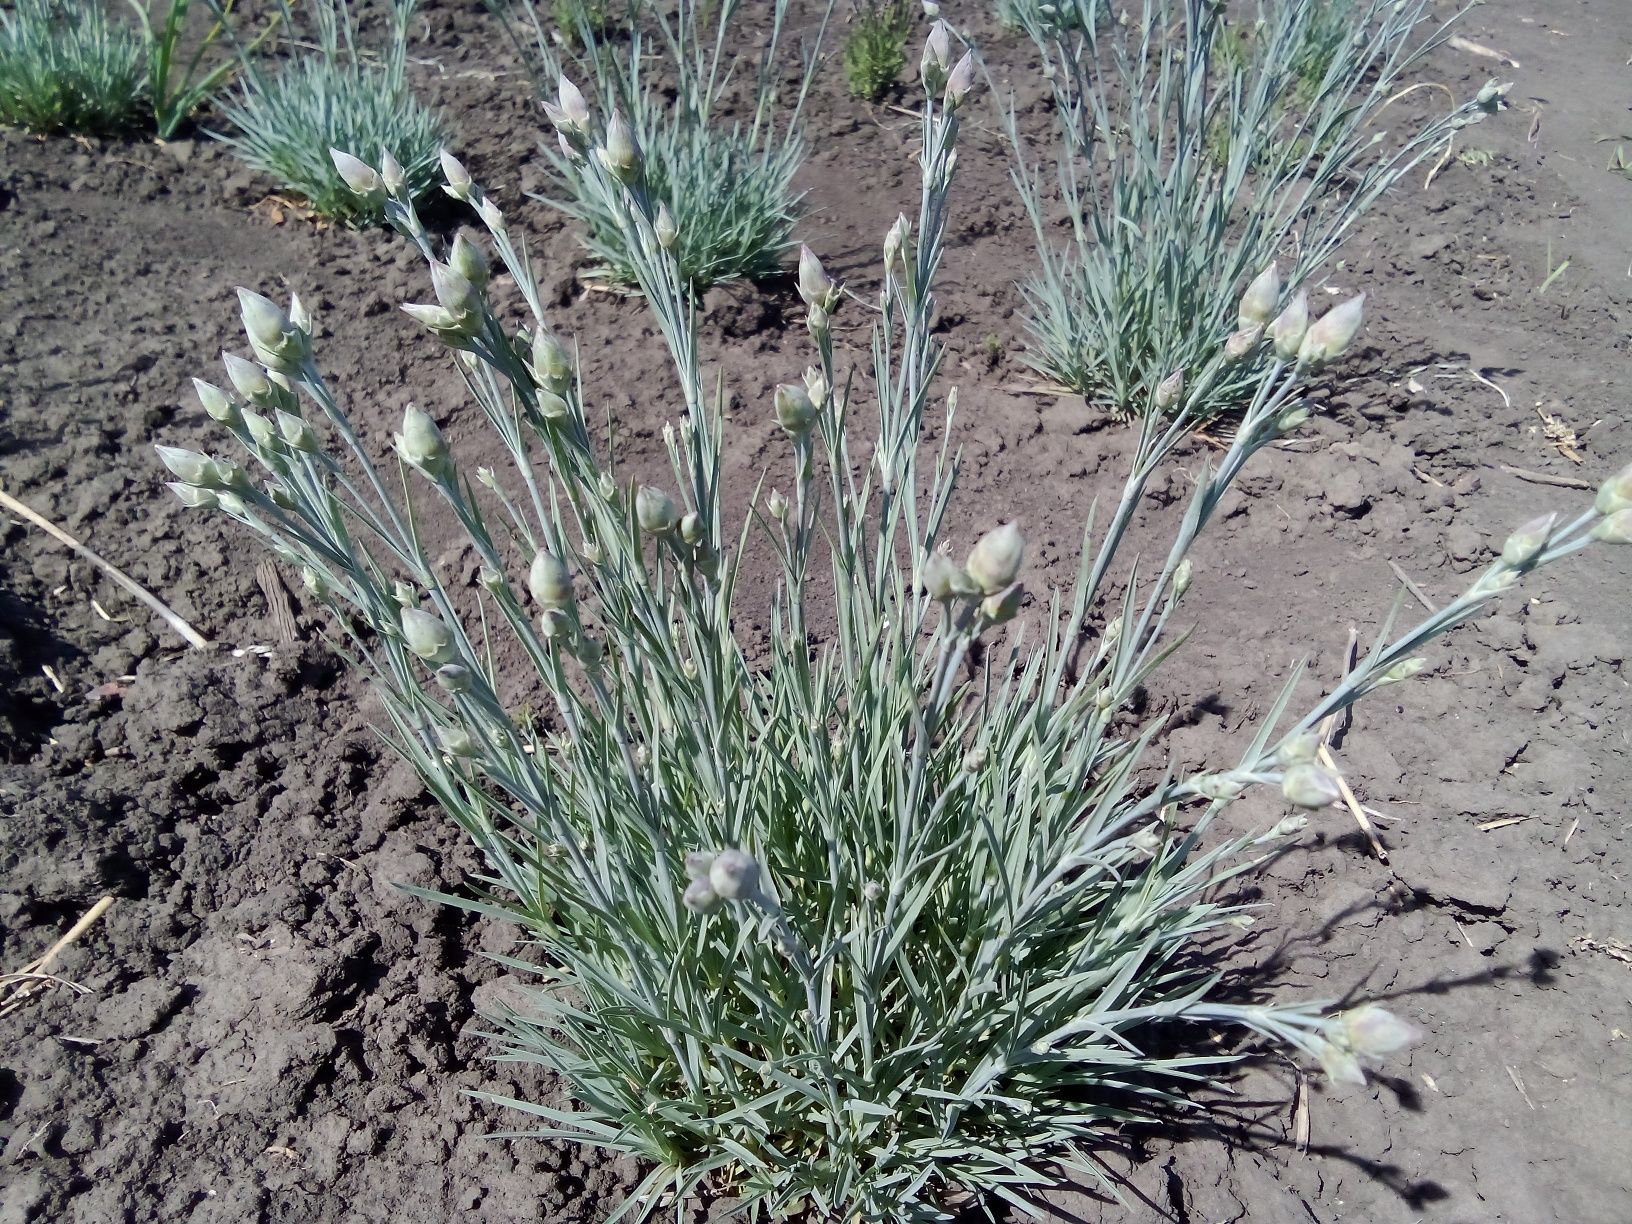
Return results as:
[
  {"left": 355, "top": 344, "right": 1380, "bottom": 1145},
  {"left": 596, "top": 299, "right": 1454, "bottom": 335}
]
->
[
  {"left": 922, "top": 551, "right": 975, "bottom": 602},
  {"left": 682, "top": 878, "right": 721, "bottom": 915},
  {"left": 431, "top": 261, "right": 481, "bottom": 320},
  {"left": 774, "top": 382, "right": 817, "bottom": 435},
  {"left": 1299, "top": 294, "right": 1366, "bottom": 366},
  {"left": 1341, "top": 1004, "right": 1422, "bottom": 1057},
  {"left": 538, "top": 609, "right": 572, "bottom": 641},
  {"left": 945, "top": 51, "right": 976, "bottom": 107},
  {"left": 236, "top": 288, "right": 306, "bottom": 372},
  {"left": 166, "top": 481, "right": 218, "bottom": 509},
  {"left": 448, "top": 232, "right": 489, "bottom": 289},
  {"left": 1223, "top": 325, "right": 1263, "bottom": 362},
  {"left": 767, "top": 490, "right": 789, "bottom": 522},
  {"left": 400, "top": 606, "right": 455, "bottom": 663},
  {"left": 1379, "top": 656, "right": 1427, "bottom": 684},
  {"left": 192, "top": 378, "right": 237, "bottom": 423},
  {"left": 1238, "top": 262, "right": 1281, "bottom": 328},
  {"left": 397, "top": 405, "right": 448, "bottom": 469},
  {"left": 1172, "top": 558, "right": 1193, "bottom": 597},
  {"left": 439, "top": 149, "right": 473, "bottom": 200},
  {"left": 965, "top": 521, "right": 1025, "bottom": 595},
  {"left": 797, "top": 245, "right": 838, "bottom": 313},
  {"left": 1592, "top": 509, "right": 1632, "bottom": 545},
  {"left": 528, "top": 550, "right": 573, "bottom": 608},
  {"left": 156, "top": 444, "right": 216, "bottom": 487},
  {"left": 636, "top": 486, "right": 679, "bottom": 535},
  {"left": 437, "top": 726, "right": 474, "bottom": 757},
  {"left": 921, "top": 20, "right": 953, "bottom": 92},
  {"left": 1154, "top": 368, "right": 1183, "bottom": 410},
  {"left": 330, "top": 149, "right": 382, "bottom": 196},
  {"left": 598, "top": 111, "right": 640, "bottom": 181},
  {"left": 1501, "top": 512, "right": 1556, "bottom": 568},
  {"left": 1593, "top": 462, "right": 1632, "bottom": 515},
  {"left": 679, "top": 512, "right": 704, "bottom": 546},
  {"left": 379, "top": 148, "right": 406, "bottom": 195},
  {"left": 1281, "top": 762, "right": 1342, "bottom": 809},
  {"left": 277, "top": 409, "right": 316, "bottom": 451},
  {"left": 1271, "top": 290, "right": 1309, "bottom": 361},
  {"left": 654, "top": 203, "right": 678, "bottom": 251},
  {"left": 683, "top": 850, "right": 715, "bottom": 881},
  {"left": 435, "top": 663, "right": 472, "bottom": 693},
  {"left": 708, "top": 849, "right": 760, "bottom": 901},
  {"left": 545, "top": 74, "right": 590, "bottom": 135}
]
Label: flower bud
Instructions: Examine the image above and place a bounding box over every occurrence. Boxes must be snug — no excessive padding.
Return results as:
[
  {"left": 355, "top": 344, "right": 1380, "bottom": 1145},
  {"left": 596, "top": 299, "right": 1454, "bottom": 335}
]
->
[
  {"left": 921, "top": 20, "right": 953, "bottom": 95},
  {"left": 1501, "top": 512, "right": 1556, "bottom": 568},
  {"left": 330, "top": 148, "right": 383, "bottom": 198},
  {"left": 539, "top": 608, "right": 572, "bottom": 641},
  {"left": 1377, "top": 656, "right": 1427, "bottom": 685},
  {"left": 636, "top": 486, "right": 679, "bottom": 535},
  {"left": 654, "top": 203, "right": 678, "bottom": 251},
  {"left": 401, "top": 303, "right": 462, "bottom": 335},
  {"left": 379, "top": 148, "right": 407, "bottom": 196},
  {"left": 774, "top": 382, "right": 817, "bottom": 435},
  {"left": 277, "top": 409, "right": 316, "bottom": 452},
  {"left": 435, "top": 663, "right": 473, "bottom": 693},
  {"left": 708, "top": 849, "right": 760, "bottom": 901},
  {"left": 1270, "top": 815, "right": 1309, "bottom": 839},
  {"left": 439, "top": 149, "right": 473, "bottom": 201},
  {"left": 1223, "top": 325, "right": 1262, "bottom": 362},
  {"left": 965, "top": 521, "right": 1024, "bottom": 594},
  {"left": 300, "top": 566, "right": 328, "bottom": 597},
  {"left": 922, "top": 551, "right": 975, "bottom": 601},
  {"left": 448, "top": 232, "right": 489, "bottom": 289},
  {"left": 803, "top": 366, "right": 829, "bottom": 408},
  {"left": 863, "top": 879, "right": 884, "bottom": 901},
  {"left": 1340, "top": 1004, "right": 1422, "bottom": 1057},
  {"left": 1172, "top": 558, "right": 1192, "bottom": 597},
  {"left": 597, "top": 110, "right": 640, "bottom": 183},
  {"left": 401, "top": 606, "right": 455, "bottom": 663},
  {"left": 528, "top": 550, "right": 573, "bottom": 608},
  {"left": 1298, "top": 294, "right": 1365, "bottom": 366},
  {"left": 431, "top": 260, "right": 482, "bottom": 324},
  {"left": 797, "top": 245, "right": 839, "bottom": 312},
  {"left": 980, "top": 583, "right": 1025, "bottom": 625},
  {"left": 545, "top": 74, "right": 591, "bottom": 136},
  {"left": 155, "top": 444, "right": 217, "bottom": 487},
  {"left": 166, "top": 481, "right": 218, "bottom": 509},
  {"left": 237, "top": 288, "right": 309, "bottom": 374},
  {"left": 1238, "top": 263, "right": 1281, "bottom": 328},
  {"left": 193, "top": 378, "right": 239, "bottom": 425},
  {"left": 1154, "top": 368, "right": 1184, "bottom": 410},
  {"left": 437, "top": 726, "right": 474, "bottom": 757},
  {"left": 1281, "top": 762, "right": 1342, "bottom": 809},
  {"left": 767, "top": 490, "right": 789, "bottom": 522},
  {"left": 1594, "top": 462, "right": 1632, "bottom": 515},
  {"left": 1270, "top": 290, "right": 1309, "bottom": 361},
  {"left": 1592, "top": 508, "right": 1632, "bottom": 545},
  {"left": 530, "top": 329, "right": 574, "bottom": 394},
  {"left": 478, "top": 566, "right": 505, "bottom": 595},
  {"left": 396, "top": 405, "right": 449, "bottom": 473},
  {"left": 242, "top": 410, "right": 277, "bottom": 450},
  {"left": 945, "top": 50, "right": 976, "bottom": 108},
  {"left": 679, "top": 512, "right": 704, "bottom": 546},
  {"left": 884, "top": 214, "right": 909, "bottom": 269},
  {"left": 683, "top": 850, "right": 716, "bottom": 881},
  {"left": 1278, "top": 731, "right": 1320, "bottom": 764},
  {"left": 682, "top": 878, "right": 722, "bottom": 915}
]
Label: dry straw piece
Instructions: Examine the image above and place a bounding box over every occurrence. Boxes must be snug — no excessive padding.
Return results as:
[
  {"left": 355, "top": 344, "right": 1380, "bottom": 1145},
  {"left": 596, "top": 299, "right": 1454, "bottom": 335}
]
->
[{"left": 159, "top": 18, "right": 1625, "bottom": 1223}]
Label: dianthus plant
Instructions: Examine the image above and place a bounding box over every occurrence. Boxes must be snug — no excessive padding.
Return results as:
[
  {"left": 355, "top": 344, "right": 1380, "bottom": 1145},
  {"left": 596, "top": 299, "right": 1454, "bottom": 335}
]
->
[{"left": 159, "top": 22, "right": 1632, "bottom": 1223}]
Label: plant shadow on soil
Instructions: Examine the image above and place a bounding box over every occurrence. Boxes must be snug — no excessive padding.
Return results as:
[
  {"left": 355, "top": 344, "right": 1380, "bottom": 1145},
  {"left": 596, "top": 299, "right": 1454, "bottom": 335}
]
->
[{"left": 1, "top": 0, "right": 1630, "bottom": 1221}]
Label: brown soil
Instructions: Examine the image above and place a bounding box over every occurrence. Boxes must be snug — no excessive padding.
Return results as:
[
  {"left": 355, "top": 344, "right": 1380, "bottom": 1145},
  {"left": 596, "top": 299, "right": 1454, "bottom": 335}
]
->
[{"left": 2, "top": 2, "right": 1629, "bottom": 1221}]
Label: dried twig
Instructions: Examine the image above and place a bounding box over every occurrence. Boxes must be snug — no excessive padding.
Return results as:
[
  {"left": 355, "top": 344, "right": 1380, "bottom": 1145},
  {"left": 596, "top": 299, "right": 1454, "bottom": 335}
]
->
[
  {"left": 1499, "top": 464, "right": 1591, "bottom": 491},
  {"left": 0, "top": 487, "right": 209, "bottom": 651},
  {"left": 1388, "top": 561, "right": 1437, "bottom": 613},
  {"left": 0, "top": 896, "right": 115, "bottom": 1018},
  {"left": 1318, "top": 745, "right": 1390, "bottom": 864}
]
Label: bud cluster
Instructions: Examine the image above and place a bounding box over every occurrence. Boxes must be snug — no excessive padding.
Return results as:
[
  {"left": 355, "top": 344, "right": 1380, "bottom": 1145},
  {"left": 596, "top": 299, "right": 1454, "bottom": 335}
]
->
[{"left": 922, "top": 522, "right": 1027, "bottom": 628}]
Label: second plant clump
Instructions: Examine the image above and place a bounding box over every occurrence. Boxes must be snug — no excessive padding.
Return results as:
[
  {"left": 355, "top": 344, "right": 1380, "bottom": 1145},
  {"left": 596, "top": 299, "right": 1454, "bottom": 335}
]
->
[{"left": 158, "top": 18, "right": 1630, "bottom": 1224}]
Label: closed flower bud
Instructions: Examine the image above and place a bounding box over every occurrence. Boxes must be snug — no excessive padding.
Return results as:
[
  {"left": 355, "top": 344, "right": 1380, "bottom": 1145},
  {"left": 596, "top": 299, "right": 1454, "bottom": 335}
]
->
[
  {"left": 539, "top": 608, "right": 573, "bottom": 641},
  {"left": 1275, "top": 405, "right": 1310, "bottom": 435},
  {"left": 435, "top": 663, "right": 472, "bottom": 693},
  {"left": 680, "top": 512, "right": 704, "bottom": 546},
  {"left": 277, "top": 409, "right": 316, "bottom": 452},
  {"left": 1298, "top": 294, "right": 1366, "bottom": 366},
  {"left": 1270, "top": 815, "right": 1309, "bottom": 838},
  {"left": 597, "top": 110, "right": 640, "bottom": 182},
  {"left": 536, "top": 389, "right": 570, "bottom": 421},
  {"left": 478, "top": 566, "right": 505, "bottom": 594},
  {"left": 921, "top": 20, "right": 953, "bottom": 94},
  {"left": 1592, "top": 508, "right": 1632, "bottom": 545},
  {"left": 545, "top": 74, "right": 591, "bottom": 136},
  {"left": 945, "top": 50, "right": 976, "bottom": 108},
  {"left": 767, "top": 489, "right": 789, "bottom": 522},
  {"left": 1501, "top": 512, "right": 1556, "bottom": 568},
  {"left": 1270, "top": 290, "right": 1309, "bottom": 361},
  {"left": 863, "top": 879, "right": 884, "bottom": 901},
  {"left": 1281, "top": 762, "right": 1342, "bottom": 809},
  {"left": 1223, "top": 325, "right": 1263, "bottom": 362},
  {"left": 807, "top": 303, "right": 830, "bottom": 335},
  {"left": 156, "top": 444, "right": 217, "bottom": 487},
  {"left": 448, "top": 232, "right": 489, "bottom": 289},
  {"left": 242, "top": 410, "right": 277, "bottom": 450},
  {"left": 654, "top": 203, "right": 678, "bottom": 251},
  {"left": 1173, "top": 558, "right": 1193, "bottom": 596},
  {"left": 192, "top": 378, "right": 239, "bottom": 425},
  {"left": 884, "top": 214, "right": 910, "bottom": 269},
  {"left": 330, "top": 148, "right": 383, "bottom": 198},
  {"left": 803, "top": 366, "right": 829, "bottom": 408},
  {"left": 1238, "top": 263, "right": 1281, "bottom": 328},
  {"left": 530, "top": 329, "right": 574, "bottom": 394},
  {"left": 528, "top": 550, "right": 573, "bottom": 608},
  {"left": 1154, "top": 368, "right": 1184, "bottom": 410},
  {"left": 708, "top": 849, "right": 760, "bottom": 901},
  {"left": 379, "top": 148, "right": 407, "bottom": 196},
  {"left": 1377, "top": 656, "right": 1427, "bottom": 685},
  {"left": 1594, "top": 462, "right": 1632, "bottom": 515},
  {"left": 636, "top": 485, "right": 679, "bottom": 535},
  {"left": 965, "top": 521, "right": 1024, "bottom": 594},
  {"left": 797, "top": 245, "right": 839, "bottom": 312},
  {"left": 683, "top": 850, "right": 716, "bottom": 881},
  {"left": 922, "top": 551, "right": 974, "bottom": 601},
  {"left": 1278, "top": 731, "right": 1321, "bottom": 764},
  {"left": 431, "top": 260, "right": 482, "bottom": 324},
  {"left": 439, "top": 149, "right": 473, "bottom": 201},
  {"left": 401, "top": 302, "right": 462, "bottom": 334},
  {"left": 396, "top": 405, "right": 449, "bottom": 471},
  {"left": 166, "top": 481, "right": 218, "bottom": 509},
  {"left": 980, "top": 583, "right": 1024, "bottom": 625},
  {"left": 774, "top": 382, "right": 817, "bottom": 435},
  {"left": 437, "top": 726, "right": 474, "bottom": 757},
  {"left": 300, "top": 566, "right": 328, "bottom": 597},
  {"left": 222, "top": 350, "right": 273, "bottom": 403},
  {"left": 1193, "top": 772, "right": 1244, "bottom": 802},
  {"left": 215, "top": 489, "right": 247, "bottom": 515},
  {"left": 1340, "top": 1004, "right": 1421, "bottom": 1057},
  {"left": 400, "top": 606, "right": 455, "bottom": 663},
  {"left": 682, "top": 878, "right": 722, "bottom": 915},
  {"left": 237, "top": 287, "right": 309, "bottom": 374}
]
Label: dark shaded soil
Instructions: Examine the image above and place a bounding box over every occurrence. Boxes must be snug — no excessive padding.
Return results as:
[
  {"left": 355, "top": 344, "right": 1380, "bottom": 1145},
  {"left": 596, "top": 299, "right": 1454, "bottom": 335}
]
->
[{"left": 2, "top": 1, "right": 1629, "bottom": 1221}]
